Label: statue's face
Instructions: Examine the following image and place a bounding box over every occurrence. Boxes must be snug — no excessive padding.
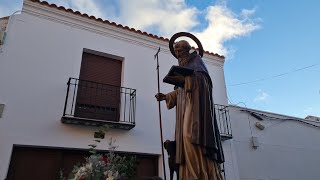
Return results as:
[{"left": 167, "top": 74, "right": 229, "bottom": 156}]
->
[
  {"left": 174, "top": 40, "right": 190, "bottom": 59},
  {"left": 174, "top": 46, "right": 184, "bottom": 59}
]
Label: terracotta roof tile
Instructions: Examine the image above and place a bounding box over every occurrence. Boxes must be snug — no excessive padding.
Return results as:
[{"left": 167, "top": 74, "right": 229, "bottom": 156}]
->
[
  {"left": 28, "top": 0, "right": 224, "bottom": 59},
  {"left": 0, "top": 16, "right": 10, "bottom": 20}
]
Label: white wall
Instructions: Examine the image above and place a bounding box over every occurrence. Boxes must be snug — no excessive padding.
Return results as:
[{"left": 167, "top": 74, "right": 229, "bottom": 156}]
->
[
  {"left": 229, "top": 106, "right": 320, "bottom": 180},
  {"left": 0, "top": 1, "right": 228, "bottom": 179}
]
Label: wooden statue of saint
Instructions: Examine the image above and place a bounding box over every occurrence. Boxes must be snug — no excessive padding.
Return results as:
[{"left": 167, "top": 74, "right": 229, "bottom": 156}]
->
[{"left": 156, "top": 36, "right": 225, "bottom": 180}]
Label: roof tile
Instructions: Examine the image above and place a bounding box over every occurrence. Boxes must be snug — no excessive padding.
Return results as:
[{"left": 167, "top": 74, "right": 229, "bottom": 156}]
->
[{"left": 27, "top": 0, "right": 224, "bottom": 59}]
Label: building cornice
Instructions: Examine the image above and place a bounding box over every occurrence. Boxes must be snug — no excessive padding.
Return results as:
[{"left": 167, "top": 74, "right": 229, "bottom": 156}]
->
[{"left": 22, "top": 0, "right": 225, "bottom": 65}]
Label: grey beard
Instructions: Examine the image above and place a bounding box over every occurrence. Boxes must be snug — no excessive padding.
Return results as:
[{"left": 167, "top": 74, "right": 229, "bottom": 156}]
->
[{"left": 178, "top": 55, "right": 190, "bottom": 67}]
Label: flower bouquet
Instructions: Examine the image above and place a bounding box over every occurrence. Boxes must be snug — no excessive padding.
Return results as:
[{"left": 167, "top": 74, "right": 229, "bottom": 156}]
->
[{"left": 61, "top": 126, "right": 137, "bottom": 180}]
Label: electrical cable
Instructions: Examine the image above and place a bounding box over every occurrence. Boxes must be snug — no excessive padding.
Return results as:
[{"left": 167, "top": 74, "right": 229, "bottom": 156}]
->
[{"left": 228, "top": 63, "right": 318, "bottom": 86}]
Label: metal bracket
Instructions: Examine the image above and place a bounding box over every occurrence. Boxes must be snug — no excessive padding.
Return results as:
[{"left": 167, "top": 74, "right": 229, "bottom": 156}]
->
[{"left": 0, "top": 104, "right": 4, "bottom": 118}]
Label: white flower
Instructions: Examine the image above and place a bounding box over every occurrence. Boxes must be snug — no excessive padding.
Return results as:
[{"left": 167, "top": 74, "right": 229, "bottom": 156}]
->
[
  {"left": 107, "top": 170, "right": 113, "bottom": 177},
  {"left": 85, "top": 163, "right": 93, "bottom": 172},
  {"left": 80, "top": 167, "right": 86, "bottom": 172},
  {"left": 106, "top": 176, "right": 114, "bottom": 180},
  {"left": 113, "top": 171, "right": 119, "bottom": 178}
]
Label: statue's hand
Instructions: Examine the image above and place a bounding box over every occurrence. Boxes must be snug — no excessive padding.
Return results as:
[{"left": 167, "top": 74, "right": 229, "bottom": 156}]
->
[{"left": 155, "top": 93, "right": 166, "bottom": 101}]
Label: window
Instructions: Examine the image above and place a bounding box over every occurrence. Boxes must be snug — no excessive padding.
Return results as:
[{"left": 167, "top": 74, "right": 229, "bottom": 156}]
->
[{"left": 75, "top": 51, "right": 122, "bottom": 122}]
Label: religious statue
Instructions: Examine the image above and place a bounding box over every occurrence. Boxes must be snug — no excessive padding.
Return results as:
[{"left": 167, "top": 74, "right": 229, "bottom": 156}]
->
[{"left": 156, "top": 32, "right": 225, "bottom": 180}]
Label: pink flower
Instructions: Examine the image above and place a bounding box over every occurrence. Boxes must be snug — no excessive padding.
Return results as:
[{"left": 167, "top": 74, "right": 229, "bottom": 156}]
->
[{"left": 102, "top": 156, "right": 108, "bottom": 164}]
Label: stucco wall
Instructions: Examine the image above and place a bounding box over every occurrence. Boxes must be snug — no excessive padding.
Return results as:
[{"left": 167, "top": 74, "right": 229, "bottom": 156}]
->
[
  {"left": 0, "top": 2, "right": 228, "bottom": 179},
  {"left": 229, "top": 106, "right": 320, "bottom": 180}
]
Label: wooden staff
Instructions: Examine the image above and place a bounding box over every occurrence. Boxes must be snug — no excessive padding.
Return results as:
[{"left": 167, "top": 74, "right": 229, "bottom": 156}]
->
[{"left": 154, "top": 47, "right": 167, "bottom": 180}]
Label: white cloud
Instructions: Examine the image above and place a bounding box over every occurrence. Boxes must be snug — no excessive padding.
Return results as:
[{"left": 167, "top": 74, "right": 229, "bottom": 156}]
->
[
  {"left": 114, "top": 1, "right": 260, "bottom": 57},
  {"left": 117, "top": 0, "right": 198, "bottom": 36},
  {"left": 241, "top": 8, "right": 256, "bottom": 18},
  {"left": 193, "top": 5, "right": 260, "bottom": 56},
  {"left": 46, "top": 0, "right": 260, "bottom": 57},
  {"left": 47, "top": 0, "right": 198, "bottom": 36},
  {"left": 47, "top": 0, "right": 104, "bottom": 19},
  {"left": 303, "top": 107, "right": 313, "bottom": 112},
  {"left": 254, "top": 91, "right": 270, "bottom": 102},
  {"left": 69, "top": 0, "right": 104, "bottom": 19}
]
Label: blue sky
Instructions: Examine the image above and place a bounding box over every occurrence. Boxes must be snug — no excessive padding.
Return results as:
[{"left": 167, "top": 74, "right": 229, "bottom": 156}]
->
[{"left": 1, "top": 0, "right": 319, "bottom": 118}]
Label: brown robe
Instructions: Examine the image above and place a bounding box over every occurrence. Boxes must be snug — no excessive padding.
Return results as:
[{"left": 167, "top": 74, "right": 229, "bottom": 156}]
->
[{"left": 165, "top": 54, "right": 224, "bottom": 179}]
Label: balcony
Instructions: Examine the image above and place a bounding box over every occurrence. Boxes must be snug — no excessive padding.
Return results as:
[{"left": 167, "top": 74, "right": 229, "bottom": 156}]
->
[
  {"left": 61, "top": 78, "right": 136, "bottom": 130},
  {"left": 214, "top": 104, "right": 232, "bottom": 140}
]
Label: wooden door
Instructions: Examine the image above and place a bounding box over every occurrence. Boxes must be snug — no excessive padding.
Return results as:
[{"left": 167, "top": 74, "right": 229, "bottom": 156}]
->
[
  {"left": 6, "top": 147, "right": 159, "bottom": 180},
  {"left": 7, "top": 148, "right": 63, "bottom": 180},
  {"left": 74, "top": 52, "right": 122, "bottom": 121}
]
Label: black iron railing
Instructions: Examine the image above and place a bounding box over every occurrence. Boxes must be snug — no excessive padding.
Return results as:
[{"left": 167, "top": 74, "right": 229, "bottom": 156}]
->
[
  {"left": 221, "top": 163, "right": 226, "bottom": 180},
  {"left": 214, "top": 104, "right": 232, "bottom": 140},
  {"left": 62, "top": 78, "right": 136, "bottom": 128}
]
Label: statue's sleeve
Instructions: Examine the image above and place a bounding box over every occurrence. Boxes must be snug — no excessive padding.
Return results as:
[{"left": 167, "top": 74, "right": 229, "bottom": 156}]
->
[
  {"left": 165, "top": 90, "right": 178, "bottom": 109},
  {"left": 184, "top": 75, "right": 193, "bottom": 93}
]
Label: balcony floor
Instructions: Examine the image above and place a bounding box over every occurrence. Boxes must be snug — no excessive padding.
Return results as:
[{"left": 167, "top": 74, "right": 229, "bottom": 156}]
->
[
  {"left": 221, "top": 134, "right": 233, "bottom": 141},
  {"left": 61, "top": 116, "right": 135, "bottom": 130}
]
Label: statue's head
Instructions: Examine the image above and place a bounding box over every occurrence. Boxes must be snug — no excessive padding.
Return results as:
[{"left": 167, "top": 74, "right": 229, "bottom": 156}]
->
[
  {"left": 169, "top": 32, "right": 204, "bottom": 61},
  {"left": 174, "top": 40, "right": 191, "bottom": 58},
  {"left": 174, "top": 40, "right": 192, "bottom": 66}
]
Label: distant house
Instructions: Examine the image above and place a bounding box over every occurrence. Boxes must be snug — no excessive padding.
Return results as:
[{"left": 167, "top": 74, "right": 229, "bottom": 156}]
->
[
  {"left": 0, "top": 16, "right": 9, "bottom": 45},
  {"left": 0, "top": 0, "right": 230, "bottom": 179},
  {"left": 227, "top": 105, "right": 320, "bottom": 180}
]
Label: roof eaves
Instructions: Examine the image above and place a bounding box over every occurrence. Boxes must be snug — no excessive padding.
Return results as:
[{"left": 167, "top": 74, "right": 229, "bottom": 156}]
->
[{"left": 28, "top": 0, "right": 225, "bottom": 59}]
